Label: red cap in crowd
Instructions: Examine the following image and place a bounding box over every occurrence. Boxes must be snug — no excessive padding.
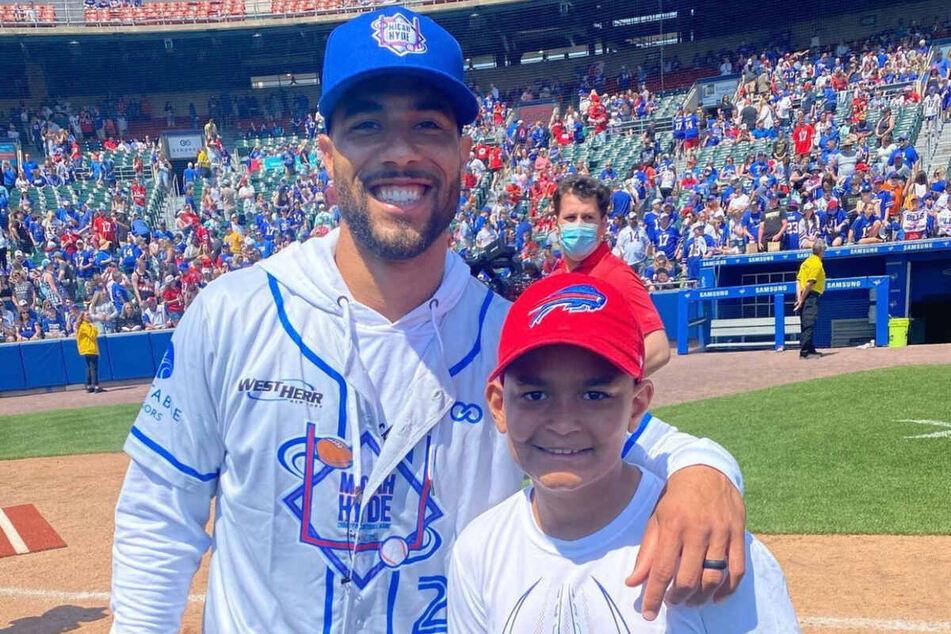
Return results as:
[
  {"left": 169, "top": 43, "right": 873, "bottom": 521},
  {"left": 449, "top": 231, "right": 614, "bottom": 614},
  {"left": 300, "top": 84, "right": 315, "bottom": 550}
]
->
[{"left": 490, "top": 273, "right": 645, "bottom": 382}]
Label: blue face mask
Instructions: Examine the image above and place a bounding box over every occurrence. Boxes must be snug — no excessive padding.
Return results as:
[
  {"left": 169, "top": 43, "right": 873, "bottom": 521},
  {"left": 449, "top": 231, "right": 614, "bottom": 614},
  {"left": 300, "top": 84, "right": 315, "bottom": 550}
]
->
[{"left": 559, "top": 222, "right": 601, "bottom": 260}]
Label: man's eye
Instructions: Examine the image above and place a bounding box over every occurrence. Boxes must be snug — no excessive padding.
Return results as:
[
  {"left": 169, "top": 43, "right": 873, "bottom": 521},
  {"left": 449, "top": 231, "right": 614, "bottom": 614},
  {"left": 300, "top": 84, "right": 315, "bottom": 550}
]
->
[
  {"left": 350, "top": 121, "right": 379, "bottom": 131},
  {"left": 417, "top": 120, "right": 444, "bottom": 130},
  {"left": 522, "top": 391, "right": 547, "bottom": 402}
]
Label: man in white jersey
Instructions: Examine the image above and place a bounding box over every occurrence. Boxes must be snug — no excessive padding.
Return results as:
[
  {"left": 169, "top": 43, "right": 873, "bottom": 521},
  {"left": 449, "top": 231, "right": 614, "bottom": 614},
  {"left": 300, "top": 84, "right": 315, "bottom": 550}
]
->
[
  {"left": 450, "top": 274, "right": 798, "bottom": 633},
  {"left": 935, "top": 195, "right": 951, "bottom": 236},
  {"left": 111, "top": 7, "right": 748, "bottom": 632}
]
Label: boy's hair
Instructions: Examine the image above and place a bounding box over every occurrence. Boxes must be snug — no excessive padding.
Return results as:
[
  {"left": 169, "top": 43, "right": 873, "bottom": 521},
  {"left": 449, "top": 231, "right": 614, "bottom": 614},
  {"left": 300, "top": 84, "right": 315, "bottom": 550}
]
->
[
  {"left": 490, "top": 272, "right": 644, "bottom": 382},
  {"left": 553, "top": 174, "right": 612, "bottom": 218}
]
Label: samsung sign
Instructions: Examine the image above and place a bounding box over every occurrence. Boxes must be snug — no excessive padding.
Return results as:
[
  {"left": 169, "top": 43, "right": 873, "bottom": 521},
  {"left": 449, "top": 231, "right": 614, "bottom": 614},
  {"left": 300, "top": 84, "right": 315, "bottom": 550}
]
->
[{"left": 164, "top": 132, "right": 204, "bottom": 160}]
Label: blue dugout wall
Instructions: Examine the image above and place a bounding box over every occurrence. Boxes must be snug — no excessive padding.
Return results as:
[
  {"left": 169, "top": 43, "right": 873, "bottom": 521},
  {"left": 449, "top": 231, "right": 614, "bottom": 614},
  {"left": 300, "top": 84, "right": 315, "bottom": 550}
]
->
[
  {"left": 653, "top": 239, "right": 951, "bottom": 345},
  {"left": 0, "top": 331, "right": 172, "bottom": 394}
]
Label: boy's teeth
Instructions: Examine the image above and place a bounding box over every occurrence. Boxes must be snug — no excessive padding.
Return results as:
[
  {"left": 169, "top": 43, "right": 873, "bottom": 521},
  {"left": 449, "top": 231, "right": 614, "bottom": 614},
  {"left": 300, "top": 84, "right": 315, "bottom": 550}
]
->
[
  {"left": 376, "top": 185, "right": 424, "bottom": 204},
  {"left": 545, "top": 448, "right": 584, "bottom": 455}
]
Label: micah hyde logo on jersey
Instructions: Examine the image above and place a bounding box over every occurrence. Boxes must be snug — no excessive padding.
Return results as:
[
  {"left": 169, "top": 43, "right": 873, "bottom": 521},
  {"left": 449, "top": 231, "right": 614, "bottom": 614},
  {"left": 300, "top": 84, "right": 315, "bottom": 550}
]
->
[{"left": 236, "top": 378, "right": 324, "bottom": 405}]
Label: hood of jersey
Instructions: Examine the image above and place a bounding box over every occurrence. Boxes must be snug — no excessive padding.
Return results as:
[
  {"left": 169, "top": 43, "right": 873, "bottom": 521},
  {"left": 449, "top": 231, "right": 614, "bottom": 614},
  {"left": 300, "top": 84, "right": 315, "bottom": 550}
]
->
[{"left": 257, "top": 228, "right": 471, "bottom": 330}]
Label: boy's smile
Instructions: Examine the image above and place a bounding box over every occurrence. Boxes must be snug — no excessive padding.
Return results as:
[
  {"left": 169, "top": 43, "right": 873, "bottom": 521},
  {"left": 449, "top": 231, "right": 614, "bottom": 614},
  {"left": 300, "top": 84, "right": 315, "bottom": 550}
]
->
[{"left": 489, "top": 344, "right": 651, "bottom": 492}]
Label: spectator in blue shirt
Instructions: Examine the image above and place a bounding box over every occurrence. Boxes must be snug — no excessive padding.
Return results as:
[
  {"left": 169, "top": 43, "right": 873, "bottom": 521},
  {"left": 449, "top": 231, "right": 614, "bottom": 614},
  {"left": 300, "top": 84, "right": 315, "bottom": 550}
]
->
[
  {"left": 741, "top": 205, "right": 765, "bottom": 251},
  {"left": 599, "top": 161, "right": 617, "bottom": 181},
  {"left": 22, "top": 153, "right": 38, "bottom": 178},
  {"left": 40, "top": 303, "right": 67, "bottom": 339},
  {"left": 652, "top": 213, "right": 680, "bottom": 260},
  {"left": 848, "top": 204, "right": 881, "bottom": 244},
  {"left": 889, "top": 135, "right": 920, "bottom": 170},
  {"left": 610, "top": 186, "right": 632, "bottom": 218},
  {"left": 100, "top": 157, "right": 116, "bottom": 186}
]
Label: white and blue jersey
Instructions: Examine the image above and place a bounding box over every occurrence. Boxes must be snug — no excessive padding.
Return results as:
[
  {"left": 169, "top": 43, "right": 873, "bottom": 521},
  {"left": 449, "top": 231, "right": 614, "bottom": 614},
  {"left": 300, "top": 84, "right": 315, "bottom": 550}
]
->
[{"left": 111, "top": 230, "right": 742, "bottom": 633}]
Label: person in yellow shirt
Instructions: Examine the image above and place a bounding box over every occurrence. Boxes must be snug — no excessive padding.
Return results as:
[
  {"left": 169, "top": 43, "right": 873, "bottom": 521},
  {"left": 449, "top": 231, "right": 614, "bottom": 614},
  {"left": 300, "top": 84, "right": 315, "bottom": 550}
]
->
[
  {"left": 794, "top": 240, "right": 826, "bottom": 359},
  {"left": 225, "top": 228, "right": 244, "bottom": 253},
  {"left": 76, "top": 310, "right": 103, "bottom": 393},
  {"left": 197, "top": 148, "right": 211, "bottom": 180}
]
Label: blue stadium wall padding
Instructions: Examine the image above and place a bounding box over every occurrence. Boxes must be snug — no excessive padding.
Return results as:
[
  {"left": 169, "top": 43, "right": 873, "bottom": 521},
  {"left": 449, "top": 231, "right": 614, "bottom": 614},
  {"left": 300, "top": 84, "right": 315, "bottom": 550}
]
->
[
  {"left": 0, "top": 345, "right": 27, "bottom": 391},
  {"left": 107, "top": 332, "right": 157, "bottom": 380},
  {"left": 19, "top": 340, "right": 68, "bottom": 389},
  {"left": 652, "top": 290, "right": 703, "bottom": 342},
  {"left": 62, "top": 339, "right": 92, "bottom": 385},
  {"left": 94, "top": 336, "right": 116, "bottom": 382},
  {"left": 148, "top": 331, "right": 174, "bottom": 375},
  {"left": 651, "top": 290, "right": 679, "bottom": 341}
]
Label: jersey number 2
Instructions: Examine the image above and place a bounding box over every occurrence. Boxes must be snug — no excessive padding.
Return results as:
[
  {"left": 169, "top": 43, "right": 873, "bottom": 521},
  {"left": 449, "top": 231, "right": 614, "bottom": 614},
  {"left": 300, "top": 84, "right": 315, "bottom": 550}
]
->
[{"left": 412, "top": 575, "right": 447, "bottom": 634}]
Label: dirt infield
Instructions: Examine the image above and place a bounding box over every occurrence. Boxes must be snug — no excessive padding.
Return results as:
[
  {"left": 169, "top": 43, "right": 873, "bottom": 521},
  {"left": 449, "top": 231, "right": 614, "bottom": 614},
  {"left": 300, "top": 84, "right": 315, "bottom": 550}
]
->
[{"left": 1, "top": 344, "right": 950, "bottom": 633}]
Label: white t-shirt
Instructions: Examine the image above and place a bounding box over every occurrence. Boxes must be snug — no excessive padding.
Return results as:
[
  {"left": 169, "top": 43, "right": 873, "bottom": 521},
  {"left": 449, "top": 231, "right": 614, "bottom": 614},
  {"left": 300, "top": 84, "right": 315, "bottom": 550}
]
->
[
  {"left": 923, "top": 94, "right": 941, "bottom": 117},
  {"left": 449, "top": 468, "right": 799, "bottom": 633},
  {"left": 935, "top": 208, "right": 951, "bottom": 236}
]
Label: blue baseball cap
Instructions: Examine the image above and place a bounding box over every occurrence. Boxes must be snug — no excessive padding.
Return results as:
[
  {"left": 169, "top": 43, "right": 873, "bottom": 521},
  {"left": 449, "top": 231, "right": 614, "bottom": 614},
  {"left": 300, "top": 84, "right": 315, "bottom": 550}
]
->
[{"left": 319, "top": 7, "right": 478, "bottom": 128}]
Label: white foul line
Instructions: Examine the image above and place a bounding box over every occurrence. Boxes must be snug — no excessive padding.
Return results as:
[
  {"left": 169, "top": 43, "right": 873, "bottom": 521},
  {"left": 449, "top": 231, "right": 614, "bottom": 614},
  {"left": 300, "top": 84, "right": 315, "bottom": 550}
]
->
[
  {"left": 799, "top": 616, "right": 951, "bottom": 631},
  {"left": 0, "top": 586, "right": 206, "bottom": 604},
  {"left": 0, "top": 510, "right": 29, "bottom": 555},
  {"left": 1, "top": 587, "right": 950, "bottom": 631}
]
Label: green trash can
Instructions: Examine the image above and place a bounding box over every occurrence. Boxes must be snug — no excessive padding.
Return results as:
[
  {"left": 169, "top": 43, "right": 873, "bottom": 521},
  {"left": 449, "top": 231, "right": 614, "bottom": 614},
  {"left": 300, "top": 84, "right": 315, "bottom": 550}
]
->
[{"left": 888, "top": 317, "right": 910, "bottom": 347}]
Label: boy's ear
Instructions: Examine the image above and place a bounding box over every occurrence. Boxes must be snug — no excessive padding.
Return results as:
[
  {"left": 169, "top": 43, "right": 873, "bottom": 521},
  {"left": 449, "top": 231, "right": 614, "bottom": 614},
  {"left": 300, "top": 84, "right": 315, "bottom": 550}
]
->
[
  {"left": 485, "top": 379, "right": 507, "bottom": 434},
  {"left": 628, "top": 379, "right": 654, "bottom": 434}
]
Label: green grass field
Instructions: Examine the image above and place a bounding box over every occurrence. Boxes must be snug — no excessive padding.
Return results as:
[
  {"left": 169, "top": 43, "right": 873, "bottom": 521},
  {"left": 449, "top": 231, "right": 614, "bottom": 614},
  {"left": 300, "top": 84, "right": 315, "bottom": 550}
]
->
[{"left": 2, "top": 365, "right": 949, "bottom": 535}]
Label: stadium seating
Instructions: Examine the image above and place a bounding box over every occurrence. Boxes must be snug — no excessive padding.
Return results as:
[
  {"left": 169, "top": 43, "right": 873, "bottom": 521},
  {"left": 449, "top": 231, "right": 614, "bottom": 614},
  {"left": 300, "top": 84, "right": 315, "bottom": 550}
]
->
[
  {"left": 0, "top": 3, "right": 56, "bottom": 25},
  {"left": 83, "top": 1, "right": 245, "bottom": 25}
]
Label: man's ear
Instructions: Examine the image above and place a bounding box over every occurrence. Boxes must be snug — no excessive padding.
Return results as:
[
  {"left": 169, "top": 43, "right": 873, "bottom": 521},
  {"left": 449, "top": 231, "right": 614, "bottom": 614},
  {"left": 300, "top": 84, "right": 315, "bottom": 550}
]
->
[
  {"left": 628, "top": 379, "right": 654, "bottom": 434},
  {"left": 317, "top": 134, "right": 335, "bottom": 180},
  {"left": 485, "top": 379, "right": 507, "bottom": 434}
]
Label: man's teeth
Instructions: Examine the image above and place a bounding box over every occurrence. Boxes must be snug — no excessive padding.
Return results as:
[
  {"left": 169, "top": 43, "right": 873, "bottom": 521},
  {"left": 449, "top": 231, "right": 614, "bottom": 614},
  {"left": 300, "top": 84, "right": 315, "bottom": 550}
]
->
[
  {"left": 375, "top": 185, "right": 425, "bottom": 204},
  {"left": 542, "top": 448, "right": 586, "bottom": 455}
]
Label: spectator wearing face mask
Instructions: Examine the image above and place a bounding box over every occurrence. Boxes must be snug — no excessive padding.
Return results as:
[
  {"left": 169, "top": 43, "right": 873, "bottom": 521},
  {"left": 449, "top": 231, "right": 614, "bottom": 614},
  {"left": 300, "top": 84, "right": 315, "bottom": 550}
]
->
[{"left": 550, "top": 174, "right": 669, "bottom": 376}]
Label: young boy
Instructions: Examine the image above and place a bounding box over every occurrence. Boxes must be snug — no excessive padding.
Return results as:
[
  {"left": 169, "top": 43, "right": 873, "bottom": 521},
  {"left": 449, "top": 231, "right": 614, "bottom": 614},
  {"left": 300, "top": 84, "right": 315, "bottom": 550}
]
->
[{"left": 448, "top": 273, "right": 799, "bottom": 632}]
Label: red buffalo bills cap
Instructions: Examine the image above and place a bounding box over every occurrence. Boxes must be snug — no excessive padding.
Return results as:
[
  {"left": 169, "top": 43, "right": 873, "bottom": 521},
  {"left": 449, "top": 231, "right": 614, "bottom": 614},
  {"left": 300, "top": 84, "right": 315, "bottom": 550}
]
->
[
  {"left": 319, "top": 6, "right": 479, "bottom": 128},
  {"left": 490, "top": 273, "right": 645, "bottom": 382}
]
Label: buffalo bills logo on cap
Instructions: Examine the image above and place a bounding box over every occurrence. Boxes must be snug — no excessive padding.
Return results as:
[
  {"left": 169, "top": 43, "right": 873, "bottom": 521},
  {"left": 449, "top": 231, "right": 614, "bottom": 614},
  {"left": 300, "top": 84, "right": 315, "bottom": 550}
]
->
[
  {"left": 371, "top": 13, "right": 427, "bottom": 57},
  {"left": 527, "top": 284, "right": 607, "bottom": 328}
]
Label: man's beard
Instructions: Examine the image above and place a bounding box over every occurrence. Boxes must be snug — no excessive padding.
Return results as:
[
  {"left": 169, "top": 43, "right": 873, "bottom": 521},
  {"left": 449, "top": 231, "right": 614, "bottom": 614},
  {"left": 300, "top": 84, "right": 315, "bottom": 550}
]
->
[{"left": 336, "top": 172, "right": 459, "bottom": 261}]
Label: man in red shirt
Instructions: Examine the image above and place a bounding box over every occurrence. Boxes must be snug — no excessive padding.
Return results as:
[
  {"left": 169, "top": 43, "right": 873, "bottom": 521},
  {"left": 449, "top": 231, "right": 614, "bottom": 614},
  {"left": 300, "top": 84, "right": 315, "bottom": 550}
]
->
[
  {"left": 551, "top": 174, "right": 670, "bottom": 376},
  {"left": 93, "top": 209, "right": 117, "bottom": 248},
  {"left": 487, "top": 145, "right": 504, "bottom": 172},
  {"left": 586, "top": 92, "right": 609, "bottom": 139},
  {"left": 131, "top": 179, "right": 146, "bottom": 210},
  {"left": 473, "top": 142, "right": 490, "bottom": 163},
  {"left": 792, "top": 115, "right": 815, "bottom": 160}
]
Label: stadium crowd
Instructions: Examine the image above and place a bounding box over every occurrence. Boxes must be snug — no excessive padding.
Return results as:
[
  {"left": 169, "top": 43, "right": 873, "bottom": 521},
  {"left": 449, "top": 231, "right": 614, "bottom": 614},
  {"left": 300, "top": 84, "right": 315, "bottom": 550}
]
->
[{"left": 3, "top": 20, "right": 951, "bottom": 343}]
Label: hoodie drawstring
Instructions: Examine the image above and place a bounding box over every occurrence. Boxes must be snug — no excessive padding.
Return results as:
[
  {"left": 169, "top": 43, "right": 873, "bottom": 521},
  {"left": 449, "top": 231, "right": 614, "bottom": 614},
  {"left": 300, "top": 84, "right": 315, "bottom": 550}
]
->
[
  {"left": 336, "top": 295, "right": 364, "bottom": 629},
  {"left": 428, "top": 298, "right": 446, "bottom": 359}
]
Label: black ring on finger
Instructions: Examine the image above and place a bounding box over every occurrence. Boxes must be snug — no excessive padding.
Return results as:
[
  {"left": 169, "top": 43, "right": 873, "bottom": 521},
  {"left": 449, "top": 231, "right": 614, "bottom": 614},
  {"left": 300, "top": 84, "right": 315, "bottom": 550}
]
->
[{"left": 702, "top": 559, "right": 728, "bottom": 570}]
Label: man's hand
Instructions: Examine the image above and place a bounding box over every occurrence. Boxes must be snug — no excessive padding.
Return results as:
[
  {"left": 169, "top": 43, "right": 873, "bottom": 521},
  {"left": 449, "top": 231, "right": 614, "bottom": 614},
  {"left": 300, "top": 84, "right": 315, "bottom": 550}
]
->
[{"left": 626, "top": 465, "right": 746, "bottom": 620}]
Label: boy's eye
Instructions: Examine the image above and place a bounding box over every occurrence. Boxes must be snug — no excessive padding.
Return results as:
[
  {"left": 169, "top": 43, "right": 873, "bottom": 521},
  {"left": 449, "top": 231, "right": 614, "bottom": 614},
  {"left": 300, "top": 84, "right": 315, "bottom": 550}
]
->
[
  {"left": 582, "top": 390, "right": 610, "bottom": 401},
  {"left": 521, "top": 391, "right": 547, "bottom": 402}
]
